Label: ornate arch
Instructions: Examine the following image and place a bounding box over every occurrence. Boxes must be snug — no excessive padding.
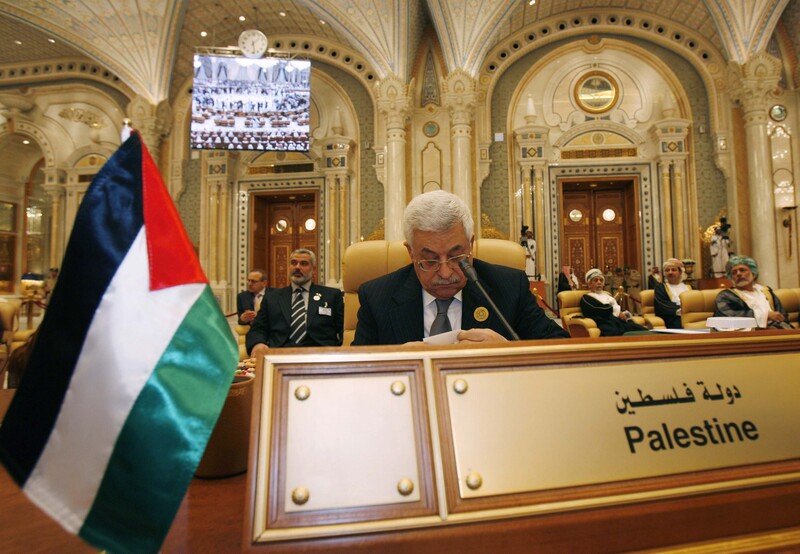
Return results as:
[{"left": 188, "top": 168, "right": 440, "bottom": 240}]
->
[
  {"left": 479, "top": 10, "right": 725, "bottom": 140},
  {"left": 0, "top": 120, "right": 58, "bottom": 169},
  {"left": 63, "top": 144, "right": 116, "bottom": 168},
  {"left": 552, "top": 120, "right": 647, "bottom": 150}
]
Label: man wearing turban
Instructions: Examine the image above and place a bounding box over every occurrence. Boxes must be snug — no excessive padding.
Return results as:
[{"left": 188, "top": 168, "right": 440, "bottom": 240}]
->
[
  {"left": 713, "top": 255, "right": 791, "bottom": 329},
  {"left": 580, "top": 268, "right": 649, "bottom": 336}
]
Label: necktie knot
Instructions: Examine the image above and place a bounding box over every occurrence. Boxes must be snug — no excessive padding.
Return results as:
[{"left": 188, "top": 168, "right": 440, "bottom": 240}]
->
[
  {"left": 430, "top": 298, "right": 454, "bottom": 336},
  {"left": 435, "top": 298, "right": 452, "bottom": 314}
]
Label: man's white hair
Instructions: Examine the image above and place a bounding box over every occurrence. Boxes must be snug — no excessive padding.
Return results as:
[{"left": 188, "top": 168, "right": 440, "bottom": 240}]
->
[{"left": 403, "top": 190, "right": 474, "bottom": 246}]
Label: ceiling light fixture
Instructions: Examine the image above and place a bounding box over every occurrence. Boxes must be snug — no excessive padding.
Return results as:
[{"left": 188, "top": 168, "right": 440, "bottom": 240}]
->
[
  {"left": 320, "top": 19, "right": 326, "bottom": 25},
  {"left": 529, "top": 0, "right": 536, "bottom": 4},
  {"left": 239, "top": 15, "right": 246, "bottom": 22},
  {"left": 47, "top": 38, "right": 55, "bottom": 43},
  {"left": 200, "top": 31, "right": 207, "bottom": 37},
  {"left": 279, "top": 11, "right": 286, "bottom": 17},
  {"left": 22, "top": 139, "right": 30, "bottom": 145},
  {"left": 14, "top": 40, "right": 22, "bottom": 45}
]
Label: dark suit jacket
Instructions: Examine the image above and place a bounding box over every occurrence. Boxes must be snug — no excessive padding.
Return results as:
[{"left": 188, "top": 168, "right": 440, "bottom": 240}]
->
[
  {"left": 352, "top": 259, "right": 569, "bottom": 345},
  {"left": 580, "top": 293, "right": 647, "bottom": 336},
  {"left": 246, "top": 284, "right": 344, "bottom": 352},
  {"left": 237, "top": 288, "right": 272, "bottom": 325},
  {"left": 237, "top": 290, "right": 256, "bottom": 325},
  {"left": 653, "top": 282, "right": 683, "bottom": 329}
]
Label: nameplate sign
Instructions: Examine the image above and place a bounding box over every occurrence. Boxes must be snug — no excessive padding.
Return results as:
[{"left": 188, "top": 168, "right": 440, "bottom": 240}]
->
[
  {"left": 247, "top": 334, "right": 800, "bottom": 548},
  {"left": 443, "top": 351, "right": 800, "bottom": 498}
]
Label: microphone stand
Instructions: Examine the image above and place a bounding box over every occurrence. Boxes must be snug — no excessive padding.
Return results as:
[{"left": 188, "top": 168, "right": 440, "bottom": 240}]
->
[{"left": 458, "top": 259, "right": 520, "bottom": 341}]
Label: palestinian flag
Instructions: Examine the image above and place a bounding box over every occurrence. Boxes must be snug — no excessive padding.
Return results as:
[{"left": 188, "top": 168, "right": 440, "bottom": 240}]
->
[{"left": 0, "top": 133, "right": 238, "bottom": 553}]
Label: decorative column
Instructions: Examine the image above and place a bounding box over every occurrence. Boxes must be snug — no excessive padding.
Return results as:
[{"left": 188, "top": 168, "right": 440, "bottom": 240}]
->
[
  {"left": 514, "top": 110, "right": 550, "bottom": 275},
  {"left": 375, "top": 75, "right": 413, "bottom": 241},
  {"left": 532, "top": 164, "right": 545, "bottom": 270},
  {"left": 200, "top": 150, "right": 234, "bottom": 308},
  {"left": 650, "top": 118, "right": 691, "bottom": 259},
  {"left": 442, "top": 71, "right": 477, "bottom": 212},
  {"left": 42, "top": 171, "right": 65, "bottom": 268},
  {"left": 728, "top": 52, "right": 783, "bottom": 285},
  {"left": 320, "top": 135, "right": 355, "bottom": 285},
  {"left": 658, "top": 162, "right": 674, "bottom": 256},
  {"left": 126, "top": 96, "right": 172, "bottom": 167}
]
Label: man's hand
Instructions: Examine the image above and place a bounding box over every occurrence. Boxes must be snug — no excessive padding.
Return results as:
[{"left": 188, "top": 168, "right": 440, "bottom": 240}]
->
[
  {"left": 241, "top": 309, "right": 257, "bottom": 323},
  {"left": 456, "top": 328, "right": 508, "bottom": 343},
  {"left": 768, "top": 310, "right": 786, "bottom": 323}
]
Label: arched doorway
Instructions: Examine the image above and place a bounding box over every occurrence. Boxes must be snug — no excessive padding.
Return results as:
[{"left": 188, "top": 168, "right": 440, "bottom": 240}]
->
[{"left": 559, "top": 177, "right": 640, "bottom": 284}]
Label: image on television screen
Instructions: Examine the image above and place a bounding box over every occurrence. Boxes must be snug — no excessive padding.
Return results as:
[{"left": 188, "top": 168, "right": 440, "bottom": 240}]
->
[{"left": 190, "top": 54, "right": 311, "bottom": 151}]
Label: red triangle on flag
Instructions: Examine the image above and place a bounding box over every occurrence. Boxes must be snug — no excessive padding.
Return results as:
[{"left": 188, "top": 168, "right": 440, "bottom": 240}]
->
[{"left": 141, "top": 139, "right": 208, "bottom": 290}]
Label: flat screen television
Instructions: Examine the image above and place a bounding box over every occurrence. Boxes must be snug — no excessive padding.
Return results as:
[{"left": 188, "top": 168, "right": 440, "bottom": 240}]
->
[{"left": 190, "top": 54, "right": 311, "bottom": 151}]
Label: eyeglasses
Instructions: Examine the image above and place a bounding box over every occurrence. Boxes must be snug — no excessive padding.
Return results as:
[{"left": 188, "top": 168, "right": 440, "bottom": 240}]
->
[{"left": 415, "top": 253, "right": 469, "bottom": 272}]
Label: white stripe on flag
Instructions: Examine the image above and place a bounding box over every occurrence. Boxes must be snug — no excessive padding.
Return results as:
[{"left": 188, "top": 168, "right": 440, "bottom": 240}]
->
[{"left": 24, "top": 229, "right": 205, "bottom": 532}]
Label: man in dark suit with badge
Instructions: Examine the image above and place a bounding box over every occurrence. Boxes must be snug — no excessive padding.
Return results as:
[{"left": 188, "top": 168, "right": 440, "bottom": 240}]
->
[
  {"left": 246, "top": 249, "right": 344, "bottom": 355},
  {"left": 352, "top": 190, "right": 569, "bottom": 345}
]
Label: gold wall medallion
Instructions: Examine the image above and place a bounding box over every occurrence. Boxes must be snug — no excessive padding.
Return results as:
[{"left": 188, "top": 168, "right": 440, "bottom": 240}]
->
[
  {"left": 423, "top": 121, "right": 439, "bottom": 137},
  {"left": 770, "top": 104, "right": 787, "bottom": 122},
  {"left": 474, "top": 307, "right": 489, "bottom": 322},
  {"left": 574, "top": 71, "right": 619, "bottom": 114}
]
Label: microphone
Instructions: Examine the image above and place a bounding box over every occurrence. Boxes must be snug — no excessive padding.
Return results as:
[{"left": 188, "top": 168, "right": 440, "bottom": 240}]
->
[{"left": 458, "top": 258, "right": 520, "bottom": 341}]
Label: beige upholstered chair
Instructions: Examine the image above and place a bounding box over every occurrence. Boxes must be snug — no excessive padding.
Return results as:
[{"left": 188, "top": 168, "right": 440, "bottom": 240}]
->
[
  {"left": 557, "top": 290, "right": 600, "bottom": 338},
  {"left": 235, "top": 324, "right": 250, "bottom": 360},
  {"left": 774, "top": 288, "right": 800, "bottom": 328},
  {"left": 0, "top": 299, "right": 15, "bottom": 374},
  {"left": 639, "top": 289, "right": 666, "bottom": 329},
  {"left": 679, "top": 289, "right": 721, "bottom": 329},
  {"left": 341, "top": 239, "right": 527, "bottom": 346},
  {"left": 0, "top": 299, "right": 31, "bottom": 357}
]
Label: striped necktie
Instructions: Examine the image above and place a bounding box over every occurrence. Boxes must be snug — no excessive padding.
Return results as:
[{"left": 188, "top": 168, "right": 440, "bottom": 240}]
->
[{"left": 289, "top": 288, "right": 307, "bottom": 345}]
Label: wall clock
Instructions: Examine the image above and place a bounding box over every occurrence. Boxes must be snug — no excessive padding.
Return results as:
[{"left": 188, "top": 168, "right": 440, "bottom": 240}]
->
[
  {"left": 238, "top": 29, "right": 268, "bottom": 59},
  {"left": 574, "top": 71, "right": 619, "bottom": 114}
]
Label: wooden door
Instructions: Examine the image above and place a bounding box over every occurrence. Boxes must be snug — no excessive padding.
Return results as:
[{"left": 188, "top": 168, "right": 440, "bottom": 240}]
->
[
  {"left": 595, "top": 189, "right": 625, "bottom": 274},
  {"left": 251, "top": 192, "right": 318, "bottom": 288},
  {"left": 561, "top": 180, "right": 637, "bottom": 284},
  {"left": 562, "top": 191, "right": 592, "bottom": 283}
]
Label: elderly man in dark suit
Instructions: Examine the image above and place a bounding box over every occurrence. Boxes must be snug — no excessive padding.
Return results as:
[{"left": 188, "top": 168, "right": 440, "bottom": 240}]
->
[
  {"left": 246, "top": 249, "right": 344, "bottom": 355},
  {"left": 352, "top": 190, "right": 569, "bottom": 345}
]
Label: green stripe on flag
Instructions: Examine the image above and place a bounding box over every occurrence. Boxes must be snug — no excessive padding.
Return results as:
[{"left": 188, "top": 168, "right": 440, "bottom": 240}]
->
[{"left": 80, "top": 287, "right": 237, "bottom": 553}]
